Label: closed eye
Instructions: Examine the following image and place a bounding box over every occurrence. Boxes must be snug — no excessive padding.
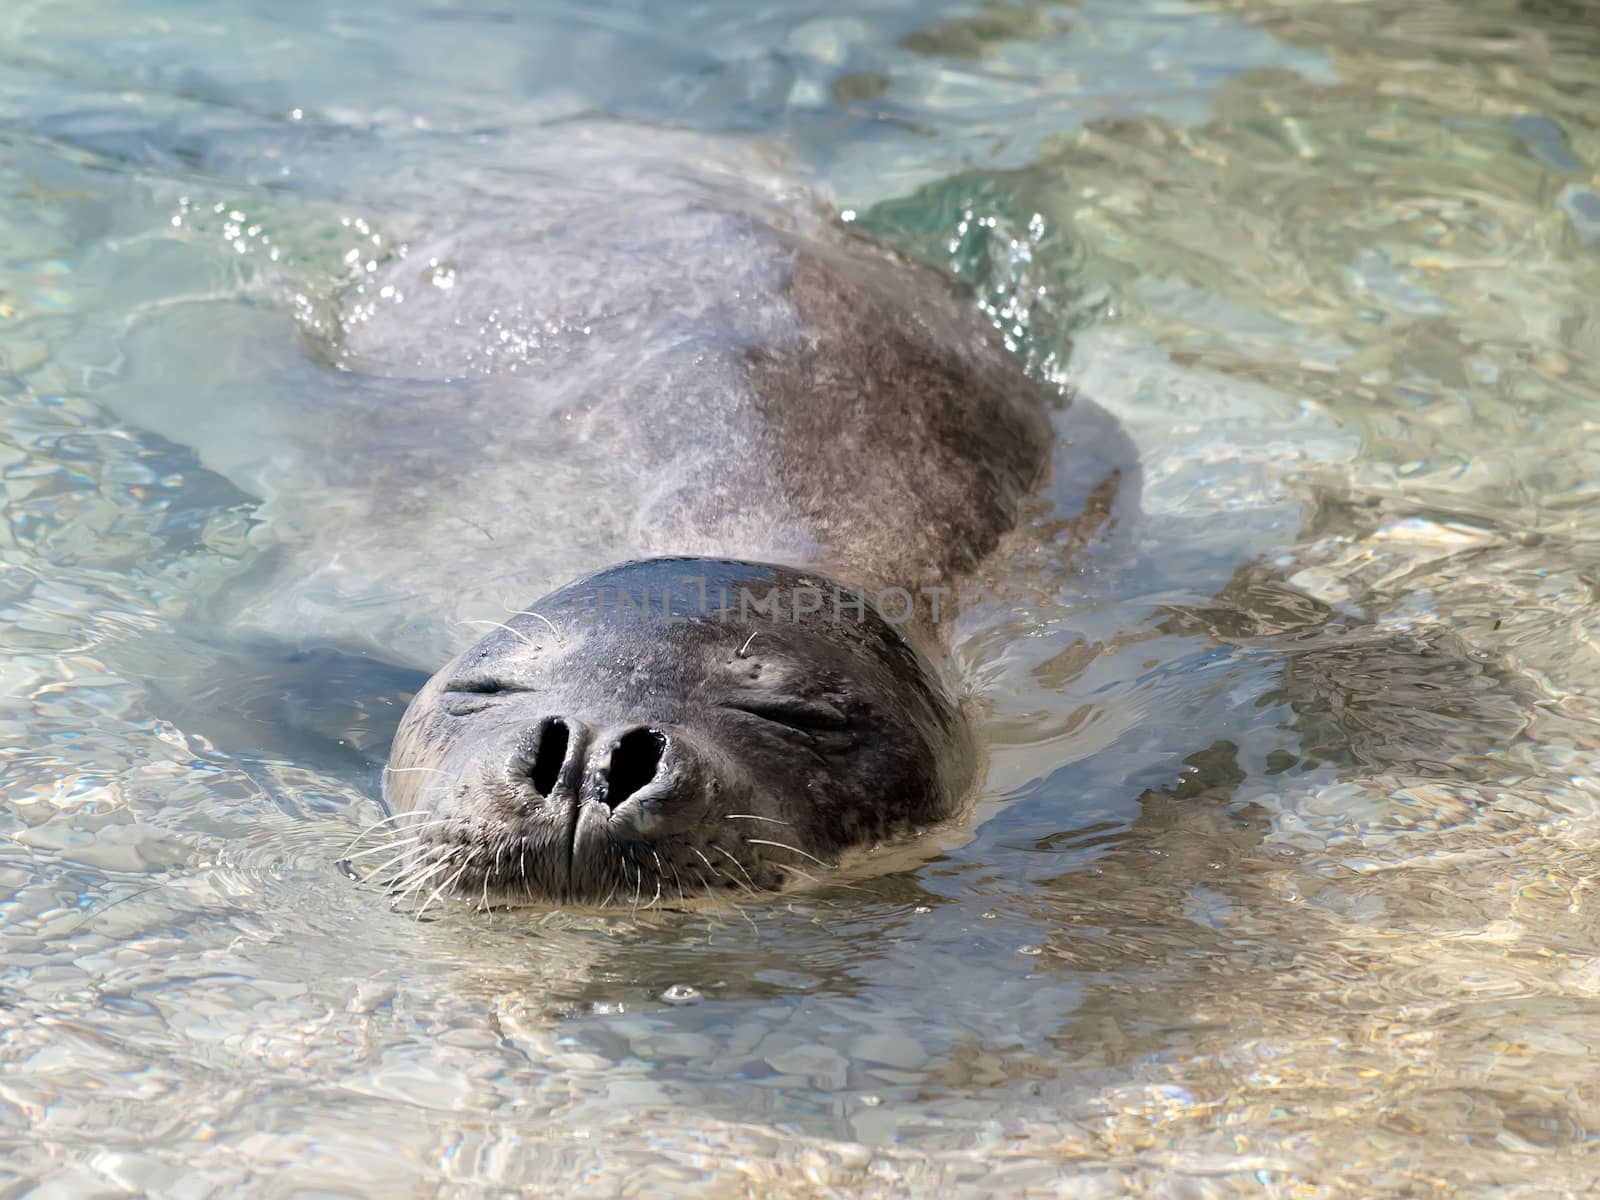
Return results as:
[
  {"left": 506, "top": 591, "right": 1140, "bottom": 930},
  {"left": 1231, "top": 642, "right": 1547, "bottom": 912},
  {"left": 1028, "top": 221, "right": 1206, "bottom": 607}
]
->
[
  {"left": 442, "top": 678, "right": 536, "bottom": 715},
  {"left": 722, "top": 698, "right": 849, "bottom": 734},
  {"left": 444, "top": 678, "right": 536, "bottom": 695}
]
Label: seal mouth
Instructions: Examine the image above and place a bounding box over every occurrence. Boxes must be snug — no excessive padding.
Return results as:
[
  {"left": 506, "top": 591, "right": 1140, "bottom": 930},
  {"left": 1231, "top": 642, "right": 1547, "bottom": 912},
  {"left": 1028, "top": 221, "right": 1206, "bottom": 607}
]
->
[{"left": 358, "top": 816, "right": 780, "bottom": 913}]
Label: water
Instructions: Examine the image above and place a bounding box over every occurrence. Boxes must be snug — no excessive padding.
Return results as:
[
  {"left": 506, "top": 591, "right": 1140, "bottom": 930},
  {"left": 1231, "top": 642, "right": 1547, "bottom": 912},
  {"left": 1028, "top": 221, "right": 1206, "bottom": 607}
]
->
[{"left": 3, "top": 0, "right": 1598, "bottom": 1193}]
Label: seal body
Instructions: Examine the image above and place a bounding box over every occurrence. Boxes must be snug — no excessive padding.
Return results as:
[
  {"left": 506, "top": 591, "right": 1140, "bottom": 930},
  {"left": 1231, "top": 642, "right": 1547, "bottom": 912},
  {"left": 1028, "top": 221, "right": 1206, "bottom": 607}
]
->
[{"left": 315, "top": 126, "right": 1117, "bottom": 905}]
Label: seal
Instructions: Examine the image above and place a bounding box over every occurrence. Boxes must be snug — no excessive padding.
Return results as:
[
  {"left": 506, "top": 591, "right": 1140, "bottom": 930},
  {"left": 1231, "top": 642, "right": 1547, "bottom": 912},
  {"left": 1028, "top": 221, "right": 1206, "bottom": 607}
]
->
[{"left": 323, "top": 127, "right": 1131, "bottom": 907}]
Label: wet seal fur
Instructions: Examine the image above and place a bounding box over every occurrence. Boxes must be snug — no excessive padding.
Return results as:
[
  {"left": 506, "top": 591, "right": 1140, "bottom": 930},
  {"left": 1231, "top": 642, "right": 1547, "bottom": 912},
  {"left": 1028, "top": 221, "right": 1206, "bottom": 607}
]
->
[{"left": 347, "top": 129, "right": 1129, "bottom": 907}]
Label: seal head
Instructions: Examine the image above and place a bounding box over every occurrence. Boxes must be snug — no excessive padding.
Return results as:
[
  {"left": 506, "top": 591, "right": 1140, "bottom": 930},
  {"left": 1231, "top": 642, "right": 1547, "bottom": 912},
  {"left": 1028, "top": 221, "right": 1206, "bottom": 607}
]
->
[{"left": 385, "top": 558, "right": 973, "bottom": 905}]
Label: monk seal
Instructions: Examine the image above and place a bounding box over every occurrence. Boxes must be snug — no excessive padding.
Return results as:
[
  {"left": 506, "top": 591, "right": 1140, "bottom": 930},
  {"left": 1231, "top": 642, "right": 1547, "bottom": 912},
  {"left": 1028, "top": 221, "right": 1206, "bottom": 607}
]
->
[{"left": 317, "top": 127, "right": 1132, "bottom": 907}]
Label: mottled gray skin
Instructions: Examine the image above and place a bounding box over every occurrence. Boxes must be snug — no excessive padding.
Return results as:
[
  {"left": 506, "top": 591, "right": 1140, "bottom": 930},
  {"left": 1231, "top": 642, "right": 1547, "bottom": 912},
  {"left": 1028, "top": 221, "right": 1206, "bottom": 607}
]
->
[{"left": 319, "top": 129, "right": 1112, "bottom": 906}]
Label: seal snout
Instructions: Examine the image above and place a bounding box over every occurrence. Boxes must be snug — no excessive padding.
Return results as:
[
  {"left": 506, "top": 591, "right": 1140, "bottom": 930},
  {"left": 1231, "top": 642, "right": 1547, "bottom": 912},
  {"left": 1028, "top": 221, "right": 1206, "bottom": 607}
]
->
[{"left": 512, "top": 716, "right": 677, "bottom": 813}]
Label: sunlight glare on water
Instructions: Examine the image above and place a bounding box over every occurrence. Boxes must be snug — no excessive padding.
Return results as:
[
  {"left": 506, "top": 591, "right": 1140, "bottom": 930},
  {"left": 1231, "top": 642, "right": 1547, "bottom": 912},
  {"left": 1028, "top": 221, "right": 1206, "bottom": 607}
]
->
[{"left": 1, "top": 0, "right": 1599, "bottom": 1195}]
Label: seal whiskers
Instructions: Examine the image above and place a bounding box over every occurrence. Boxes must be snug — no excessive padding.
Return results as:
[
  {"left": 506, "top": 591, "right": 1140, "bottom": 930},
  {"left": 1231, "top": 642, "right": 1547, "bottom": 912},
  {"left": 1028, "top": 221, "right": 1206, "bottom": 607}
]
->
[
  {"left": 501, "top": 607, "right": 565, "bottom": 645},
  {"left": 416, "top": 855, "right": 476, "bottom": 920},
  {"left": 742, "top": 839, "right": 837, "bottom": 870},
  {"left": 339, "top": 806, "right": 439, "bottom": 857},
  {"left": 341, "top": 819, "right": 453, "bottom": 864},
  {"left": 455, "top": 619, "right": 538, "bottom": 646},
  {"left": 711, "top": 845, "right": 759, "bottom": 893},
  {"left": 388, "top": 846, "right": 459, "bottom": 908}
]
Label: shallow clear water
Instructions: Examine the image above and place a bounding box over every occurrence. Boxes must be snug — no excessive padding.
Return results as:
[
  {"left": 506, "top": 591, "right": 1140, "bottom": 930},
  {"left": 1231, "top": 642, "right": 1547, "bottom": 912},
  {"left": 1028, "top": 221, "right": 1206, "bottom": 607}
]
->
[{"left": 3, "top": 0, "right": 1599, "bottom": 1194}]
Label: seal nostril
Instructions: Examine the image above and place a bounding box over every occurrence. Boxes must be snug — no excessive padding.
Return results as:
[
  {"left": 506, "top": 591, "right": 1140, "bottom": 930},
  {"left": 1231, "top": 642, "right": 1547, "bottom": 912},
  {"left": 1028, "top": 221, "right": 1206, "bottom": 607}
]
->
[
  {"left": 531, "top": 719, "right": 569, "bottom": 797},
  {"left": 605, "top": 728, "right": 666, "bottom": 809}
]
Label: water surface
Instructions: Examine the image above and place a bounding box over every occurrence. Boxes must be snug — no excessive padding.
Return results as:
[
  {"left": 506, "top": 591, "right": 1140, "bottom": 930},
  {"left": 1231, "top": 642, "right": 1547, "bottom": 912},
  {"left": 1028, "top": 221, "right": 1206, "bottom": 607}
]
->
[{"left": 2, "top": 0, "right": 1599, "bottom": 1194}]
